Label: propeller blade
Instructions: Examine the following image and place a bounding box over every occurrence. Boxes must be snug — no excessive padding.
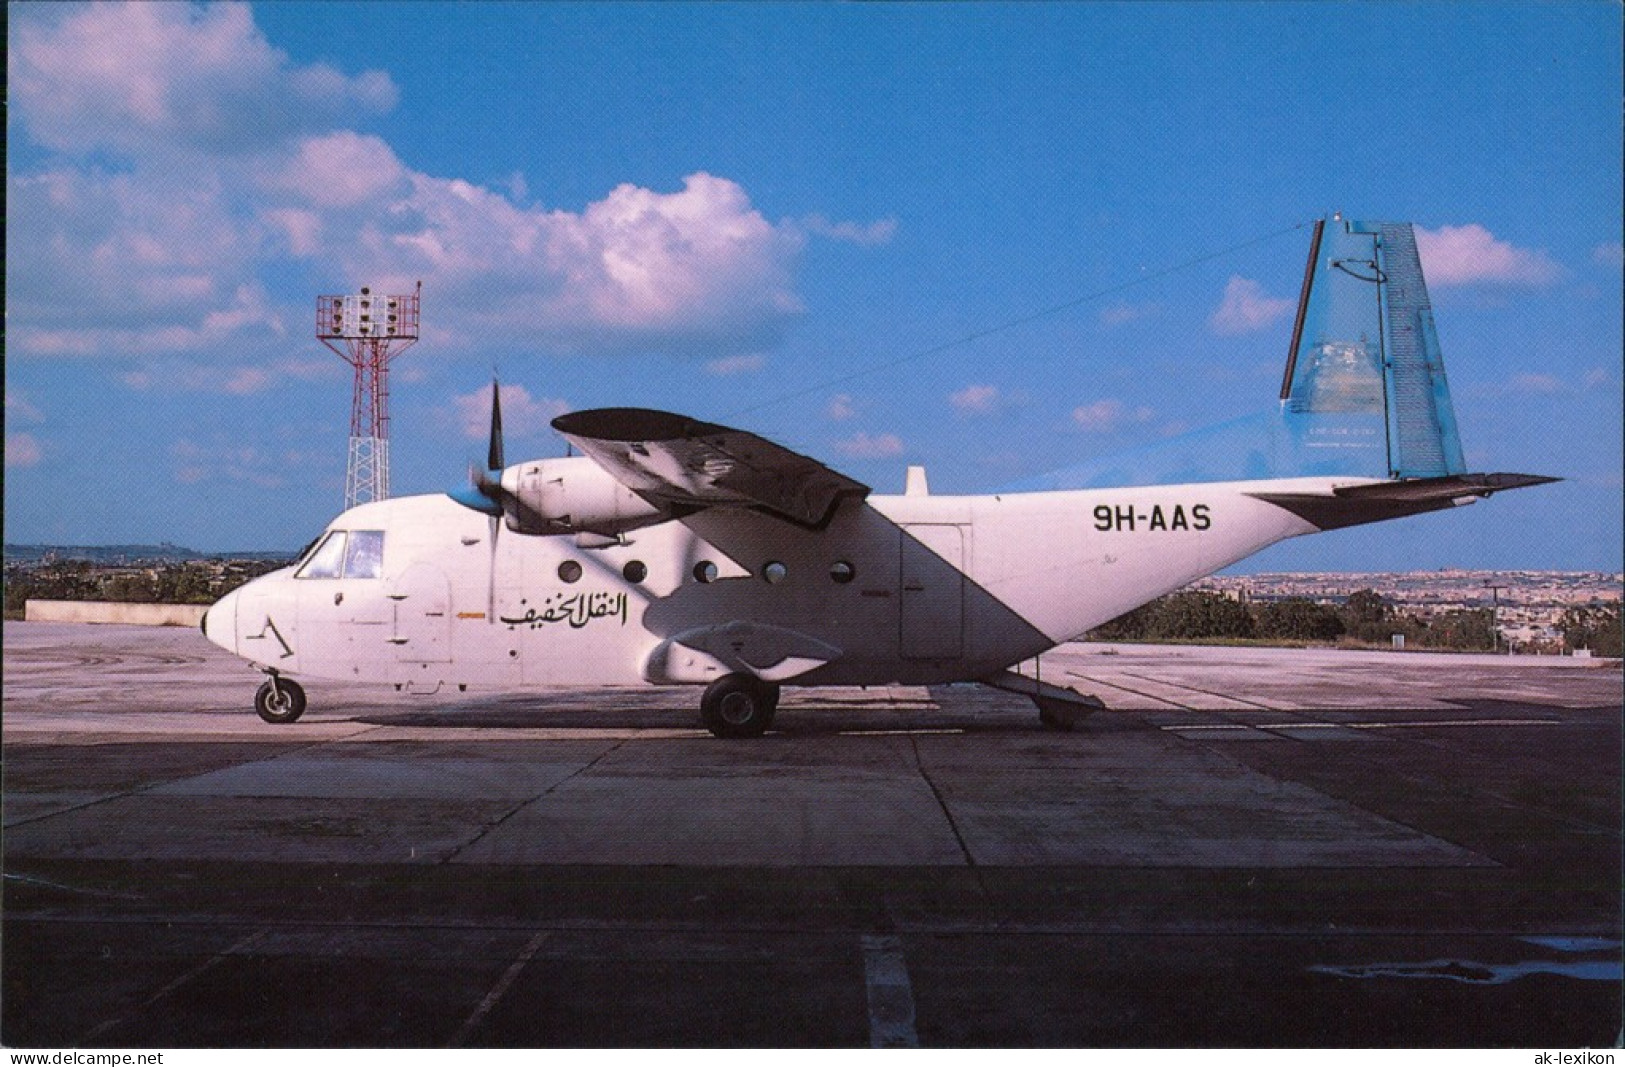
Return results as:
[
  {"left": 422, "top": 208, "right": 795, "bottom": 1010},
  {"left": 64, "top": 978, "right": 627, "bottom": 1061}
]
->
[
  {"left": 487, "top": 378, "right": 505, "bottom": 473},
  {"left": 487, "top": 512, "right": 499, "bottom": 623}
]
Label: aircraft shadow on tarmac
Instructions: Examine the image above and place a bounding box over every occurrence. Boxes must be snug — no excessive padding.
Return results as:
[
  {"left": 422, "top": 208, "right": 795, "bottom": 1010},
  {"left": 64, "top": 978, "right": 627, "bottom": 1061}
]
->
[{"left": 345, "top": 686, "right": 1151, "bottom": 735}]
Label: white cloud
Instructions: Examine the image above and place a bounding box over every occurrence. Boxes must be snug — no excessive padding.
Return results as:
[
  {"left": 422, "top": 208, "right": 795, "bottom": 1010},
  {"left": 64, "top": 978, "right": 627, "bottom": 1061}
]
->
[
  {"left": 1469, "top": 371, "right": 1590, "bottom": 399},
  {"left": 13, "top": 163, "right": 806, "bottom": 361},
  {"left": 1583, "top": 367, "right": 1613, "bottom": 390},
  {"left": 1414, "top": 224, "right": 1563, "bottom": 287},
  {"left": 7, "top": 4, "right": 859, "bottom": 367},
  {"left": 1099, "top": 300, "right": 1158, "bottom": 327},
  {"left": 453, "top": 384, "right": 568, "bottom": 442},
  {"left": 169, "top": 438, "right": 288, "bottom": 488},
  {"left": 949, "top": 384, "right": 1001, "bottom": 415},
  {"left": 834, "top": 431, "right": 904, "bottom": 459},
  {"left": 1592, "top": 242, "right": 1625, "bottom": 269},
  {"left": 7, "top": 168, "right": 260, "bottom": 350},
  {"left": 263, "top": 208, "right": 324, "bottom": 257},
  {"left": 263, "top": 131, "right": 407, "bottom": 209},
  {"left": 1507, "top": 372, "right": 1565, "bottom": 396},
  {"left": 119, "top": 363, "right": 276, "bottom": 395},
  {"left": 274, "top": 356, "right": 342, "bottom": 383},
  {"left": 1208, "top": 276, "right": 1294, "bottom": 336},
  {"left": 10, "top": 2, "right": 395, "bottom": 156},
  {"left": 799, "top": 214, "right": 899, "bottom": 247},
  {"left": 6, "top": 433, "right": 45, "bottom": 468},
  {"left": 6, "top": 390, "right": 45, "bottom": 425},
  {"left": 310, "top": 169, "right": 807, "bottom": 358},
  {"left": 1072, "top": 399, "right": 1153, "bottom": 433},
  {"left": 706, "top": 354, "right": 766, "bottom": 376},
  {"left": 827, "top": 394, "right": 858, "bottom": 421}
]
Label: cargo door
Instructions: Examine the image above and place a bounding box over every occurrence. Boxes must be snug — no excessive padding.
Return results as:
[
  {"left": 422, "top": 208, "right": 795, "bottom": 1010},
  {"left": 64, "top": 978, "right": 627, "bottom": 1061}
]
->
[{"left": 390, "top": 563, "right": 452, "bottom": 662}]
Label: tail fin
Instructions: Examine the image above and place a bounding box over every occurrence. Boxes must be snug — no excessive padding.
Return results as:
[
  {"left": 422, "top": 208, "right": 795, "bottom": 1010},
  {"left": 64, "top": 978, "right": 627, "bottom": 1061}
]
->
[
  {"left": 1280, "top": 216, "right": 1465, "bottom": 479},
  {"left": 1014, "top": 215, "right": 1481, "bottom": 492}
]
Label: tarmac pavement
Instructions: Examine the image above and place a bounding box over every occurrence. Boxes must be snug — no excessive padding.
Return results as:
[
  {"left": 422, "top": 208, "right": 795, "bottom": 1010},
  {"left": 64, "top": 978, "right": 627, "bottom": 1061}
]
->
[{"left": 3, "top": 621, "right": 1620, "bottom": 1047}]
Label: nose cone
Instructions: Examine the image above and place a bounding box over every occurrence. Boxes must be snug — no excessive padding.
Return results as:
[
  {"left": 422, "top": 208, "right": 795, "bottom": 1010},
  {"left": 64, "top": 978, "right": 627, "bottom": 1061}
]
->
[{"left": 202, "top": 587, "right": 240, "bottom": 653}]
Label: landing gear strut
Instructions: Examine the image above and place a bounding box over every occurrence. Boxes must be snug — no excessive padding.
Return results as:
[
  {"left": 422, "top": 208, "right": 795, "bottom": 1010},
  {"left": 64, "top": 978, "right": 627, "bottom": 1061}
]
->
[
  {"left": 255, "top": 676, "right": 307, "bottom": 724},
  {"left": 700, "top": 673, "right": 780, "bottom": 738}
]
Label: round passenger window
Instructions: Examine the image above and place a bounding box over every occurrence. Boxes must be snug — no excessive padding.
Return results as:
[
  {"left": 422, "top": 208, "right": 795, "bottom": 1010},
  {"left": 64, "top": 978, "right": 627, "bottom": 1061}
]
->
[
  {"left": 623, "top": 560, "right": 648, "bottom": 583},
  {"left": 762, "top": 561, "right": 788, "bottom": 585},
  {"left": 829, "top": 561, "right": 856, "bottom": 584},
  {"left": 557, "top": 560, "right": 583, "bottom": 584},
  {"left": 693, "top": 560, "right": 719, "bottom": 584}
]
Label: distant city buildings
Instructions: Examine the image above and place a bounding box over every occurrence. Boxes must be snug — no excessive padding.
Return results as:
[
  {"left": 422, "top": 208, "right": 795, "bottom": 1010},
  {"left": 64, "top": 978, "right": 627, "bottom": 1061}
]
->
[{"left": 1194, "top": 570, "right": 1623, "bottom": 652}]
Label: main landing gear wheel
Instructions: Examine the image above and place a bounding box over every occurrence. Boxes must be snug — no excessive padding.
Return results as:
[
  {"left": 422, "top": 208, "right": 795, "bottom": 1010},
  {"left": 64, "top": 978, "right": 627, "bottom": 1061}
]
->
[
  {"left": 700, "top": 673, "right": 779, "bottom": 739},
  {"left": 255, "top": 678, "right": 307, "bottom": 724},
  {"left": 1038, "top": 705, "right": 1074, "bottom": 732}
]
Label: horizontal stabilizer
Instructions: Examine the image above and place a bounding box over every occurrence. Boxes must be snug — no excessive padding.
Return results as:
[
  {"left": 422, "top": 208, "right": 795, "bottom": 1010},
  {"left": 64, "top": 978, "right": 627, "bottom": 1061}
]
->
[
  {"left": 1250, "top": 472, "right": 1559, "bottom": 530},
  {"left": 1334, "top": 471, "right": 1559, "bottom": 503},
  {"left": 554, "top": 408, "right": 869, "bottom": 528}
]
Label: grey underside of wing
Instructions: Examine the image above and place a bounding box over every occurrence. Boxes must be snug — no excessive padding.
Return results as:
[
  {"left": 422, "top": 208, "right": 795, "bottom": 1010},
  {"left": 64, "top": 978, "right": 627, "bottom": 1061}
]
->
[{"left": 553, "top": 408, "right": 870, "bottom": 528}]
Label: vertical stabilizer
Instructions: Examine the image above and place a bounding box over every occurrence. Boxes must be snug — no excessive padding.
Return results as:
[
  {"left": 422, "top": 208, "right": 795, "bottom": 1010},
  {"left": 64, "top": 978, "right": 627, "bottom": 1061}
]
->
[
  {"left": 1281, "top": 216, "right": 1466, "bottom": 480},
  {"left": 1011, "top": 216, "right": 1478, "bottom": 493}
]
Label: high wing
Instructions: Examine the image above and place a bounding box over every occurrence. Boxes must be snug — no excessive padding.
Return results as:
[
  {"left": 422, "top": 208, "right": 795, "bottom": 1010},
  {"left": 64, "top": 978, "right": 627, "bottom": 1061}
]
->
[{"left": 552, "top": 408, "right": 870, "bottom": 529}]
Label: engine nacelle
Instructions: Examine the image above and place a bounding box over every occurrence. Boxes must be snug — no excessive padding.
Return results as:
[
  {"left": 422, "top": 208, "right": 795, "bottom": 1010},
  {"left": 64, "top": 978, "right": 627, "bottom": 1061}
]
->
[{"left": 499, "top": 456, "right": 666, "bottom": 537}]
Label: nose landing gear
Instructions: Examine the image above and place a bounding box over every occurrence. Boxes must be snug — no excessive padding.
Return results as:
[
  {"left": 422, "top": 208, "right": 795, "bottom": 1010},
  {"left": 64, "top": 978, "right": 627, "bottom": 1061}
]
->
[{"left": 255, "top": 676, "right": 307, "bottom": 724}]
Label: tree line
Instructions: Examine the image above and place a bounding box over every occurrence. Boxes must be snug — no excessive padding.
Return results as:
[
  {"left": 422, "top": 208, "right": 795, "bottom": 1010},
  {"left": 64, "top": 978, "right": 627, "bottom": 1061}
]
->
[
  {"left": 1090, "top": 588, "right": 1621, "bottom": 656},
  {"left": 3, "top": 559, "right": 287, "bottom": 618}
]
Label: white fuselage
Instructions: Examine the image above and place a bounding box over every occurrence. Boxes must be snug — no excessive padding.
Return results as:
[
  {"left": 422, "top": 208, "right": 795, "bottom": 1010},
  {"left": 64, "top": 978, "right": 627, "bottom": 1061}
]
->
[{"left": 203, "top": 477, "right": 1339, "bottom": 693}]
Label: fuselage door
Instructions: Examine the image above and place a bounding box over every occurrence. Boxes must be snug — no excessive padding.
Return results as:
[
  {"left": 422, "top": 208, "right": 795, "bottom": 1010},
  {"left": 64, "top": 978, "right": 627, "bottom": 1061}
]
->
[
  {"left": 900, "top": 524, "right": 965, "bottom": 659},
  {"left": 390, "top": 562, "right": 452, "bottom": 662}
]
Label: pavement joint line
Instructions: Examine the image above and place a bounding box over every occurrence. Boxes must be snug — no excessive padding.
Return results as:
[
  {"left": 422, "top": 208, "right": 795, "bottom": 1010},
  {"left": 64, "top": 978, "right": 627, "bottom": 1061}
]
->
[
  {"left": 448, "top": 930, "right": 549, "bottom": 1048},
  {"left": 78, "top": 927, "right": 270, "bottom": 1045},
  {"left": 0, "top": 871, "right": 144, "bottom": 899},
  {"left": 21, "top": 912, "right": 1620, "bottom": 940},
  {"left": 907, "top": 733, "right": 979, "bottom": 873},
  {"left": 1119, "top": 670, "right": 1286, "bottom": 711},
  {"left": 3, "top": 723, "right": 396, "bottom": 832},
  {"left": 1065, "top": 671, "right": 1193, "bottom": 710},
  {"left": 438, "top": 737, "right": 629, "bottom": 864},
  {"left": 1161, "top": 718, "right": 1564, "bottom": 732},
  {"left": 861, "top": 933, "right": 920, "bottom": 1048},
  {"left": 839, "top": 728, "right": 965, "bottom": 736}
]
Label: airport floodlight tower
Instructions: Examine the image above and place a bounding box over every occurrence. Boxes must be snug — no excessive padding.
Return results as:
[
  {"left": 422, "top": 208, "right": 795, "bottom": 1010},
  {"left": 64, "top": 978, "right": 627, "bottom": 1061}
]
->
[{"left": 316, "top": 283, "right": 422, "bottom": 510}]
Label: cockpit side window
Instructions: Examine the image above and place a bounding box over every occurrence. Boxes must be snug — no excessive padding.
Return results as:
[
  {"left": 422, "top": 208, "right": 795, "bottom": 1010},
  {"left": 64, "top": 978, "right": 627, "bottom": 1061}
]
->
[
  {"left": 296, "top": 532, "right": 348, "bottom": 579},
  {"left": 295, "top": 529, "right": 386, "bottom": 579},
  {"left": 345, "top": 530, "right": 385, "bottom": 579}
]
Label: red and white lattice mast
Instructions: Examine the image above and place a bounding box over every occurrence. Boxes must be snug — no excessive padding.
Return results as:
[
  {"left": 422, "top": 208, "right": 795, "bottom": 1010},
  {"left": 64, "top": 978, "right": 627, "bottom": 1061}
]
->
[{"left": 316, "top": 283, "right": 422, "bottom": 510}]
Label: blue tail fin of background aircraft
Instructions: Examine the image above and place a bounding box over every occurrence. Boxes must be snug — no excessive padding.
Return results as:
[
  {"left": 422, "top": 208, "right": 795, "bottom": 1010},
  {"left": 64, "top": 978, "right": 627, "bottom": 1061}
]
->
[{"left": 1016, "top": 216, "right": 1469, "bottom": 491}]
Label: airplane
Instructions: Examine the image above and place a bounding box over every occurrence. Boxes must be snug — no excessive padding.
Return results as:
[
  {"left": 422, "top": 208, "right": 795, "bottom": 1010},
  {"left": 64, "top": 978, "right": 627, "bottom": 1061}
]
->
[{"left": 202, "top": 215, "right": 1556, "bottom": 736}]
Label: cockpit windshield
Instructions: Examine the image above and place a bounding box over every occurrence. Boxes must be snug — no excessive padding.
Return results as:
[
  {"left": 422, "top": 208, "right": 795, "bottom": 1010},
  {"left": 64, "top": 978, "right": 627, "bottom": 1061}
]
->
[
  {"left": 344, "top": 530, "right": 384, "bottom": 579},
  {"left": 295, "top": 530, "right": 385, "bottom": 579}
]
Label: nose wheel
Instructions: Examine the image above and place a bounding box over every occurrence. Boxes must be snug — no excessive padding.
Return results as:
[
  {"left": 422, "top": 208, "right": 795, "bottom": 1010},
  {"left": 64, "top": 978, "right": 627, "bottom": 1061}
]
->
[{"left": 255, "top": 677, "right": 307, "bottom": 724}]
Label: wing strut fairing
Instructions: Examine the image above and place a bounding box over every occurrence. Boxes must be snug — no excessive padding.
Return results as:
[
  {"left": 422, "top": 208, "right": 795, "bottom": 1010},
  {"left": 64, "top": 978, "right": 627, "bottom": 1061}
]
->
[{"left": 552, "top": 408, "right": 870, "bottom": 529}]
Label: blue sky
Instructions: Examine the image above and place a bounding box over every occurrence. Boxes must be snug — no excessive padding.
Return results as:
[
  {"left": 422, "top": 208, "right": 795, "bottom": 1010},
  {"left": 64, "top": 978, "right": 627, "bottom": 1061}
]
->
[{"left": 6, "top": 2, "right": 1621, "bottom": 571}]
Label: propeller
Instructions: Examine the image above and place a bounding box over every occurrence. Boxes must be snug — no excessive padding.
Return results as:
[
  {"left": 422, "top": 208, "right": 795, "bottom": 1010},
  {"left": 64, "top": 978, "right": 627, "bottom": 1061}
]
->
[
  {"left": 448, "top": 378, "right": 508, "bottom": 518},
  {"left": 487, "top": 374, "right": 504, "bottom": 472},
  {"left": 444, "top": 379, "right": 507, "bottom": 622}
]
